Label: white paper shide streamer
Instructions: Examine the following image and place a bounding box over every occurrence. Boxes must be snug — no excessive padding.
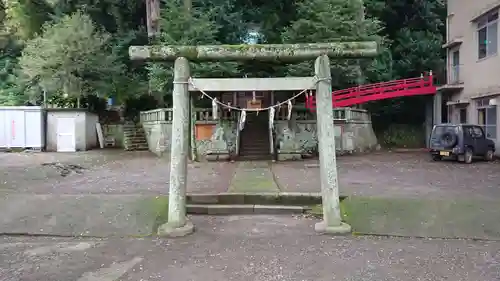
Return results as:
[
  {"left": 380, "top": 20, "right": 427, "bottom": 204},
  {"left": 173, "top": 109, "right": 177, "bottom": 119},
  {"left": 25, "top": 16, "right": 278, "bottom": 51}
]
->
[
  {"left": 212, "top": 98, "right": 218, "bottom": 120},
  {"left": 269, "top": 107, "right": 275, "bottom": 129},
  {"left": 239, "top": 110, "right": 246, "bottom": 131},
  {"left": 287, "top": 100, "right": 293, "bottom": 120}
]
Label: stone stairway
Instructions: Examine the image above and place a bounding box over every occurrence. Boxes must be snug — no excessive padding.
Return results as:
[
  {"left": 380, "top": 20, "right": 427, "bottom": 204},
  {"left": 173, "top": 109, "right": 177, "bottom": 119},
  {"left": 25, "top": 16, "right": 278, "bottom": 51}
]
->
[
  {"left": 123, "top": 123, "right": 149, "bottom": 151},
  {"left": 238, "top": 113, "right": 271, "bottom": 160}
]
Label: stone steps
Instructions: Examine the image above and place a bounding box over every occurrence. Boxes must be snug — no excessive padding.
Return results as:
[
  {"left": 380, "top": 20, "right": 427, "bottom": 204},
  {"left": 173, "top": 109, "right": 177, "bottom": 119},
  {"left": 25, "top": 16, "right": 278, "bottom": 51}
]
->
[
  {"left": 186, "top": 192, "right": 325, "bottom": 205},
  {"left": 184, "top": 192, "right": 333, "bottom": 215},
  {"left": 187, "top": 204, "right": 308, "bottom": 215},
  {"left": 124, "top": 144, "right": 149, "bottom": 151},
  {"left": 239, "top": 127, "right": 270, "bottom": 157},
  {"left": 122, "top": 123, "right": 149, "bottom": 151}
]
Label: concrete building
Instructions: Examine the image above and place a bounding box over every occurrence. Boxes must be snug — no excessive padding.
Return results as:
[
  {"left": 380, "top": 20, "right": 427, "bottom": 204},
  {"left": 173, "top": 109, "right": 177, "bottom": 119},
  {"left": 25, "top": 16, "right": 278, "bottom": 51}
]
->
[
  {"left": 45, "top": 109, "right": 99, "bottom": 152},
  {"left": 439, "top": 0, "right": 500, "bottom": 151}
]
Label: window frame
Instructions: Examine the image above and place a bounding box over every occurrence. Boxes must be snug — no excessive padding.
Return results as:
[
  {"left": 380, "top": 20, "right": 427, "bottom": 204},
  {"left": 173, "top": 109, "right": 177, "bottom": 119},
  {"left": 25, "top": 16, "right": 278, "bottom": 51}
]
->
[
  {"left": 477, "top": 11, "right": 499, "bottom": 60},
  {"left": 459, "top": 108, "right": 467, "bottom": 123},
  {"left": 476, "top": 98, "right": 497, "bottom": 139},
  {"left": 472, "top": 126, "right": 485, "bottom": 138}
]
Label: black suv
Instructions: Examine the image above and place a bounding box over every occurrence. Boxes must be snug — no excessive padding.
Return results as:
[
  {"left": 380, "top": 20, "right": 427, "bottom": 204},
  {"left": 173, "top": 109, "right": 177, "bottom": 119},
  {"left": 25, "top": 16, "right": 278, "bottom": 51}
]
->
[{"left": 429, "top": 124, "right": 495, "bottom": 164}]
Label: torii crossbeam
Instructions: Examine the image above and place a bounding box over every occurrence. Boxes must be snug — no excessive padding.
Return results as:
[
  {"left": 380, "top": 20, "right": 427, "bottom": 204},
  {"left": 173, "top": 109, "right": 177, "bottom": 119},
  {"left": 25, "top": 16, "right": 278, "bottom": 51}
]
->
[{"left": 129, "top": 42, "right": 378, "bottom": 61}]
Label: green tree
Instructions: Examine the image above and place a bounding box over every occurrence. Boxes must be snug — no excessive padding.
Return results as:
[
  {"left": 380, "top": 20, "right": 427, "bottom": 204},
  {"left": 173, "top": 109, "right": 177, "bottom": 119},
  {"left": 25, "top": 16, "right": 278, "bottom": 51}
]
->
[
  {"left": 281, "top": 0, "right": 382, "bottom": 89},
  {"left": 50, "top": 0, "right": 146, "bottom": 33},
  {"left": 148, "top": 0, "right": 239, "bottom": 105},
  {"left": 18, "top": 11, "right": 124, "bottom": 104},
  {"left": 2, "top": 0, "right": 53, "bottom": 41},
  {"left": 363, "top": 0, "right": 445, "bottom": 133},
  {"left": 0, "top": 55, "right": 26, "bottom": 105},
  {"left": 0, "top": 32, "right": 30, "bottom": 105}
]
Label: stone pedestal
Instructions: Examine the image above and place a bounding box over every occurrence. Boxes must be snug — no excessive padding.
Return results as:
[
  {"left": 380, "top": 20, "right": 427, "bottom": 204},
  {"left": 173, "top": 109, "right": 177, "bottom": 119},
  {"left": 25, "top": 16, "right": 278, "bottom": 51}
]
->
[
  {"left": 278, "top": 125, "right": 302, "bottom": 161},
  {"left": 314, "top": 221, "right": 352, "bottom": 235},
  {"left": 206, "top": 124, "right": 230, "bottom": 161},
  {"left": 157, "top": 220, "right": 195, "bottom": 237}
]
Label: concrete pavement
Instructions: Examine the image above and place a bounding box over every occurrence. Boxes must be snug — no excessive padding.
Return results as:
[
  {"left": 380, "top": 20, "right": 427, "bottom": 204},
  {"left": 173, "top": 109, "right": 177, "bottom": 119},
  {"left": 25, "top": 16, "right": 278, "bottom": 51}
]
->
[{"left": 1, "top": 215, "right": 499, "bottom": 281}]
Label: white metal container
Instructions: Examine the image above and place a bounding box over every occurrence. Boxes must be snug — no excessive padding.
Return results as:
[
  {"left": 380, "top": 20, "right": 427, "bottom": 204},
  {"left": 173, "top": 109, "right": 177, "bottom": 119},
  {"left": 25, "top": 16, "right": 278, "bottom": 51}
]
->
[{"left": 0, "top": 106, "right": 44, "bottom": 149}]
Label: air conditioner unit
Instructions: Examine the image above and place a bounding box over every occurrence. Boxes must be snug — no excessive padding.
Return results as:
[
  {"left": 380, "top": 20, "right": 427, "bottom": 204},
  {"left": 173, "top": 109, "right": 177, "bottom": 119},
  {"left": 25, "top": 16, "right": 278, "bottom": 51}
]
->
[{"left": 489, "top": 98, "right": 497, "bottom": 106}]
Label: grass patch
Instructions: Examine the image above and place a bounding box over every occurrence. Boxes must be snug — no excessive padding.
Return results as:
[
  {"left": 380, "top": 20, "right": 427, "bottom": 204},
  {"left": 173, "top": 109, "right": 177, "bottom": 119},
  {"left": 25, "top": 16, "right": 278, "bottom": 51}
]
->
[
  {"left": 307, "top": 199, "right": 349, "bottom": 220},
  {"left": 228, "top": 167, "right": 279, "bottom": 193},
  {"left": 306, "top": 196, "right": 500, "bottom": 239},
  {"left": 145, "top": 196, "right": 169, "bottom": 235}
]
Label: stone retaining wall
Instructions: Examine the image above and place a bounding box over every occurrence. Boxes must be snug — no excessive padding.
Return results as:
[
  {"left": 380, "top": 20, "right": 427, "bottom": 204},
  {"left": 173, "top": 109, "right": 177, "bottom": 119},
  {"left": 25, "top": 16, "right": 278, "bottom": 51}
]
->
[{"left": 140, "top": 107, "right": 378, "bottom": 160}]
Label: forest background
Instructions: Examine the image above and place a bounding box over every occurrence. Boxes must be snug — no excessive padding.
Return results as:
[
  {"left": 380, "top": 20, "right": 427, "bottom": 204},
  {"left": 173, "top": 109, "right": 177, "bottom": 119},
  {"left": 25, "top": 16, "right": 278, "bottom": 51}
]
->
[{"left": 0, "top": 0, "right": 446, "bottom": 147}]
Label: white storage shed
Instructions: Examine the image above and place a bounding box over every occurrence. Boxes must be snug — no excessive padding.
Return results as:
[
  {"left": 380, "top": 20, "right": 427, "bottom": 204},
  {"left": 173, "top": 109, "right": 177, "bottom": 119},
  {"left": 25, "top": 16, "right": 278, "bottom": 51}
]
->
[
  {"left": 46, "top": 109, "right": 99, "bottom": 152},
  {"left": 0, "top": 106, "right": 44, "bottom": 150}
]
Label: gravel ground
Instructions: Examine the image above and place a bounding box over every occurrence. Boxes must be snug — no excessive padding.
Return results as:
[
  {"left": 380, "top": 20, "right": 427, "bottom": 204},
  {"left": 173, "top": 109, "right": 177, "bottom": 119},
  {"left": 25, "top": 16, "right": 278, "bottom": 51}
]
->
[
  {"left": 1, "top": 151, "right": 500, "bottom": 280},
  {"left": 1, "top": 215, "right": 499, "bottom": 281},
  {"left": 0, "top": 150, "right": 235, "bottom": 194},
  {"left": 2, "top": 150, "right": 499, "bottom": 198},
  {"left": 272, "top": 152, "right": 500, "bottom": 199}
]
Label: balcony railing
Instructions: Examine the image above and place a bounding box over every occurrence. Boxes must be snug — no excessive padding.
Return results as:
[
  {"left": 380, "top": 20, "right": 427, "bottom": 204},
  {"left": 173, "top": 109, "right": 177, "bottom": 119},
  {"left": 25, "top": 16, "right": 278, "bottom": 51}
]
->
[
  {"left": 434, "top": 65, "right": 463, "bottom": 86},
  {"left": 449, "top": 65, "right": 461, "bottom": 84}
]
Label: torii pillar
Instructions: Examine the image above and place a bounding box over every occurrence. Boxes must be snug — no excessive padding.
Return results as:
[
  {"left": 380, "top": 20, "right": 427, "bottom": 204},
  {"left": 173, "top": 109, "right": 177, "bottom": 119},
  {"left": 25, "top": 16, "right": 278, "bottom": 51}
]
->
[{"left": 129, "top": 42, "right": 378, "bottom": 237}]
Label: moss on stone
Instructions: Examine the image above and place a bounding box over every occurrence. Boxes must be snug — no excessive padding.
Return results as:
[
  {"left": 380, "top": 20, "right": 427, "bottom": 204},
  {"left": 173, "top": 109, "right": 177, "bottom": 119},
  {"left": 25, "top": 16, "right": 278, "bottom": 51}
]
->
[
  {"left": 129, "top": 42, "right": 379, "bottom": 62},
  {"left": 222, "top": 44, "right": 267, "bottom": 51},
  {"left": 306, "top": 199, "right": 349, "bottom": 221},
  {"left": 147, "top": 196, "right": 170, "bottom": 235}
]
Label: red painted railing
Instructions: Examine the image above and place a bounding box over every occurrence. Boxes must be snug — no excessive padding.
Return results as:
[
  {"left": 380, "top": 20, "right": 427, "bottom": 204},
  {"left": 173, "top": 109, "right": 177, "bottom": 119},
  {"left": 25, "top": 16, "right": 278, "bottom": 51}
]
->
[{"left": 306, "top": 74, "right": 436, "bottom": 109}]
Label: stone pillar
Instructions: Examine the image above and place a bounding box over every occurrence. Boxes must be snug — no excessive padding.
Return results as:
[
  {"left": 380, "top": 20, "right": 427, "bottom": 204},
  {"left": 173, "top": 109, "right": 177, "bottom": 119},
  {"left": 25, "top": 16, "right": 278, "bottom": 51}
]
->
[
  {"left": 425, "top": 99, "right": 433, "bottom": 148},
  {"left": 190, "top": 95, "right": 197, "bottom": 161},
  {"left": 313, "top": 55, "right": 351, "bottom": 235},
  {"left": 157, "top": 57, "right": 194, "bottom": 237},
  {"left": 433, "top": 91, "right": 442, "bottom": 125}
]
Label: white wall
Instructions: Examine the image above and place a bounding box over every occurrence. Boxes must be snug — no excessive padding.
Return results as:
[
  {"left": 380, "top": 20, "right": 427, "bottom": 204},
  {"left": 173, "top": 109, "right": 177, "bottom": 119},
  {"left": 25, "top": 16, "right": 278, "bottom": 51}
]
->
[
  {"left": 46, "top": 110, "right": 86, "bottom": 151},
  {"left": 0, "top": 106, "right": 44, "bottom": 149},
  {"left": 85, "top": 113, "right": 99, "bottom": 150}
]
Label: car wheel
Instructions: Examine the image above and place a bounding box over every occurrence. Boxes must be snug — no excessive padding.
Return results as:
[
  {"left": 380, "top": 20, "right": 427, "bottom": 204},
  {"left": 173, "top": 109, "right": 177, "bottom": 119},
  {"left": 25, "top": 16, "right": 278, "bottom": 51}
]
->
[
  {"left": 464, "top": 148, "right": 473, "bottom": 164},
  {"left": 432, "top": 155, "right": 442, "bottom": 161},
  {"left": 440, "top": 132, "right": 458, "bottom": 148},
  {"left": 485, "top": 149, "right": 495, "bottom": 161}
]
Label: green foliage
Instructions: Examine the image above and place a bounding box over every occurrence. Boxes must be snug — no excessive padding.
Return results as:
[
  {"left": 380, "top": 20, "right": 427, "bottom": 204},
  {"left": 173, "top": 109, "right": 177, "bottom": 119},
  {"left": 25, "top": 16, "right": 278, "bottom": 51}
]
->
[
  {"left": 380, "top": 124, "right": 425, "bottom": 148},
  {"left": 364, "top": 0, "right": 445, "bottom": 129},
  {"left": 18, "top": 11, "right": 124, "bottom": 100},
  {"left": 2, "top": 0, "right": 53, "bottom": 40},
  {"left": 0, "top": 37, "right": 28, "bottom": 105},
  {"left": 108, "top": 29, "right": 149, "bottom": 103},
  {"left": 46, "top": 94, "right": 107, "bottom": 113},
  {"left": 0, "top": 0, "right": 446, "bottom": 130},
  {"left": 124, "top": 94, "right": 159, "bottom": 121},
  {"left": 50, "top": 0, "right": 145, "bottom": 32},
  {"left": 148, "top": 0, "right": 239, "bottom": 104},
  {"left": 281, "top": 0, "right": 383, "bottom": 88},
  {"left": 392, "top": 28, "right": 444, "bottom": 78}
]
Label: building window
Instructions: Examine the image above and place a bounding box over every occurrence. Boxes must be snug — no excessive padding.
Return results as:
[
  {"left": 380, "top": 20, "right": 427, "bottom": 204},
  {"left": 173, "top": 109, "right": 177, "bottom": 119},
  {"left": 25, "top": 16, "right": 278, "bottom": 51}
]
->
[
  {"left": 477, "top": 11, "right": 498, "bottom": 59},
  {"left": 477, "top": 98, "right": 497, "bottom": 139},
  {"left": 459, "top": 108, "right": 467, "bottom": 123}
]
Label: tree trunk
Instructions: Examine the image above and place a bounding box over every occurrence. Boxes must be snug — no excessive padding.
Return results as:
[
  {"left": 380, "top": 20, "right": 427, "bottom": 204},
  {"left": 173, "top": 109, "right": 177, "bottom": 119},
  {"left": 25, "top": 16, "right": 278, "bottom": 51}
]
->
[
  {"left": 129, "top": 42, "right": 378, "bottom": 62},
  {"left": 146, "top": 0, "right": 160, "bottom": 37},
  {"left": 184, "top": 0, "right": 191, "bottom": 14},
  {"left": 146, "top": 0, "right": 163, "bottom": 105}
]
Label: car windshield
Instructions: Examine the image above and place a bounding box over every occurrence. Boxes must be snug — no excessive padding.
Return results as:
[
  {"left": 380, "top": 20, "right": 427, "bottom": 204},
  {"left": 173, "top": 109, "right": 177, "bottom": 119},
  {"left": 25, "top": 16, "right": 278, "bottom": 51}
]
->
[{"left": 433, "top": 125, "right": 459, "bottom": 136}]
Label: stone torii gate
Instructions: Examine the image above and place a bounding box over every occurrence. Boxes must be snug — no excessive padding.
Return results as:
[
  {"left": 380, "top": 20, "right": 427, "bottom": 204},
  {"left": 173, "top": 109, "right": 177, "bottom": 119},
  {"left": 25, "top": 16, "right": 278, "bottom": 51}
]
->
[{"left": 129, "top": 42, "right": 378, "bottom": 237}]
